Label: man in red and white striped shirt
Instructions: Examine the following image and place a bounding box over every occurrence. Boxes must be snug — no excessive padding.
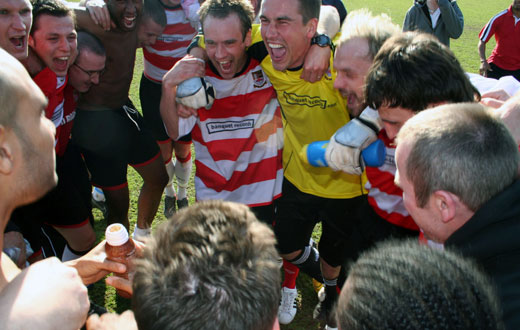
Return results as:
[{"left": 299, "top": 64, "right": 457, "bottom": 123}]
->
[
  {"left": 160, "top": 0, "right": 283, "bottom": 222},
  {"left": 138, "top": 0, "right": 198, "bottom": 218}
]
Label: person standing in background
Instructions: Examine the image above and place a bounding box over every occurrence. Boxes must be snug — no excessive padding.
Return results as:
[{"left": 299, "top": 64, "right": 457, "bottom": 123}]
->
[{"left": 403, "top": 0, "right": 463, "bottom": 47}]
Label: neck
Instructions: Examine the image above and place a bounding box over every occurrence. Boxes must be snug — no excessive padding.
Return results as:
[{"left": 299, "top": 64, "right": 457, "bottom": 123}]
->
[
  {"left": 288, "top": 45, "right": 311, "bottom": 71},
  {"left": 22, "top": 49, "right": 44, "bottom": 77}
]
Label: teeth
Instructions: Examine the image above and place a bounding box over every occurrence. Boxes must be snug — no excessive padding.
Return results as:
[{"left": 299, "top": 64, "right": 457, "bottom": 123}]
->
[
  {"left": 125, "top": 16, "right": 136, "bottom": 21},
  {"left": 219, "top": 61, "right": 230, "bottom": 65},
  {"left": 57, "top": 57, "right": 68, "bottom": 61},
  {"left": 268, "top": 43, "right": 283, "bottom": 49}
]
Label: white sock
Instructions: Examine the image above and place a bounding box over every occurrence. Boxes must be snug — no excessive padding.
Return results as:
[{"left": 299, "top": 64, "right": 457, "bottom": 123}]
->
[
  {"left": 62, "top": 245, "right": 82, "bottom": 262},
  {"left": 165, "top": 158, "right": 176, "bottom": 197},
  {"left": 132, "top": 226, "right": 151, "bottom": 242},
  {"left": 175, "top": 156, "right": 192, "bottom": 200}
]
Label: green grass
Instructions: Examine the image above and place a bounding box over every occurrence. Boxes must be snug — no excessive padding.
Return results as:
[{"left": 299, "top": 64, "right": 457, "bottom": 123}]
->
[{"left": 88, "top": 1, "right": 512, "bottom": 328}]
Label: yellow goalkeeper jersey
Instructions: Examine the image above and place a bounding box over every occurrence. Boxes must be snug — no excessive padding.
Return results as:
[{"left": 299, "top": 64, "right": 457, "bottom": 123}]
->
[{"left": 248, "top": 26, "right": 365, "bottom": 199}]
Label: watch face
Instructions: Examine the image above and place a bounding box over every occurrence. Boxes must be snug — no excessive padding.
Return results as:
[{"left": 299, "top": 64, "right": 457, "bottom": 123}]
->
[{"left": 313, "top": 35, "right": 330, "bottom": 47}]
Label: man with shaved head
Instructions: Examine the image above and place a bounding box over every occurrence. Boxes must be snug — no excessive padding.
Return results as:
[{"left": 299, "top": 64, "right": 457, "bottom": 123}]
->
[{"left": 0, "top": 48, "right": 128, "bottom": 330}]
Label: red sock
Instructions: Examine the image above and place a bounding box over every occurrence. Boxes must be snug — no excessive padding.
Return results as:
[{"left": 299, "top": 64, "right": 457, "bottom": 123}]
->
[{"left": 282, "top": 259, "right": 299, "bottom": 289}]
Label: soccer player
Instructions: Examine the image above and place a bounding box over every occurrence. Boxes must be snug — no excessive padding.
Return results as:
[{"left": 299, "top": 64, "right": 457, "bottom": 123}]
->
[
  {"left": 161, "top": 0, "right": 283, "bottom": 220},
  {"left": 10, "top": 0, "right": 96, "bottom": 261},
  {"left": 73, "top": 0, "right": 169, "bottom": 240}
]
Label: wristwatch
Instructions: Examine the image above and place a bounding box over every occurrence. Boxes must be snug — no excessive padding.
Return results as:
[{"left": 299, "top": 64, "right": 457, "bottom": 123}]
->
[{"left": 311, "top": 34, "right": 334, "bottom": 51}]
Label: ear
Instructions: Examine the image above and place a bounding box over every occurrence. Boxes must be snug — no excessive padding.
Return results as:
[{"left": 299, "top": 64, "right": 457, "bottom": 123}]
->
[
  {"left": 431, "top": 190, "right": 457, "bottom": 223},
  {"left": 28, "top": 34, "right": 35, "bottom": 49},
  {"left": 0, "top": 125, "right": 14, "bottom": 175},
  {"left": 244, "top": 29, "right": 252, "bottom": 48},
  {"left": 306, "top": 18, "right": 318, "bottom": 39}
]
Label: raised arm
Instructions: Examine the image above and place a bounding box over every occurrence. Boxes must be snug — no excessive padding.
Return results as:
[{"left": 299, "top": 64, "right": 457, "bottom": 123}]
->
[{"left": 438, "top": 0, "right": 464, "bottom": 39}]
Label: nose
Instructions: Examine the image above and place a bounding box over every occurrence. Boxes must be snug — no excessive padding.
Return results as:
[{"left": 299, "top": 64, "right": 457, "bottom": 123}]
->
[
  {"left": 383, "top": 123, "right": 398, "bottom": 140},
  {"left": 333, "top": 72, "right": 347, "bottom": 91},
  {"left": 263, "top": 22, "right": 277, "bottom": 39},
  {"left": 11, "top": 14, "right": 26, "bottom": 31},
  {"left": 91, "top": 73, "right": 100, "bottom": 85},
  {"left": 125, "top": 0, "right": 137, "bottom": 15},
  {"left": 58, "top": 37, "right": 70, "bottom": 52},
  {"left": 215, "top": 43, "right": 226, "bottom": 59}
]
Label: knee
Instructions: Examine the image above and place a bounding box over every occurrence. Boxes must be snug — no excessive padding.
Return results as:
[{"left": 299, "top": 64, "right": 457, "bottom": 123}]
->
[
  {"left": 148, "top": 167, "right": 169, "bottom": 189},
  {"left": 68, "top": 226, "right": 96, "bottom": 251}
]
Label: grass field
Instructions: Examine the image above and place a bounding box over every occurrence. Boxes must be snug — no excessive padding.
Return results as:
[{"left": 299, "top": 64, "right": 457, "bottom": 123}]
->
[{"left": 89, "top": 0, "right": 513, "bottom": 328}]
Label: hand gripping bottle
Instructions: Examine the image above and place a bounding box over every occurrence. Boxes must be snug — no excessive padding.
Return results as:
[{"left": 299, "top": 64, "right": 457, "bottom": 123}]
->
[
  {"left": 105, "top": 224, "right": 136, "bottom": 298},
  {"left": 300, "top": 139, "right": 386, "bottom": 168}
]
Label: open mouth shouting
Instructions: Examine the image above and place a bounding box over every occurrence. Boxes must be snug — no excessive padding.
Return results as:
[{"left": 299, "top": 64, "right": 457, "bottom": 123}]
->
[
  {"left": 53, "top": 56, "right": 72, "bottom": 75},
  {"left": 267, "top": 42, "right": 286, "bottom": 63},
  {"left": 123, "top": 15, "right": 137, "bottom": 29},
  {"left": 218, "top": 59, "right": 232, "bottom": 73},
  {"left": 7, "top": 34, "right": 27, "bottom": 57},
  {"left": 10, "top": 35, "right": 26, "bottom": 49}
]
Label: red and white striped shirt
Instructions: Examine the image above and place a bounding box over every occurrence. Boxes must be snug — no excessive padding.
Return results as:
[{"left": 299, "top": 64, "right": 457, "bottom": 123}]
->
[
  {"left": 178, "top": 59, "right": 283, "bottom": 206},
  {"left": 143, "top": 4, "right": 197, "bottom": 82},
  {"left": 365, "top": 130, "right": 419, "bottom": 231}
]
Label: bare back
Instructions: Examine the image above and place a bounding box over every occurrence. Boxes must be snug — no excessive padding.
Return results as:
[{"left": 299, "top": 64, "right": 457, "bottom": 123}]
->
[{"left": 75, "top": 9, "right": 138, "bottom": 110}]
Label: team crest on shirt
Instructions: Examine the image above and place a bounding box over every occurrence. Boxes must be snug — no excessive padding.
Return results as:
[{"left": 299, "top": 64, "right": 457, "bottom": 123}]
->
[{"left": 251, "top": 70, "right": 266, "bottom": 88}]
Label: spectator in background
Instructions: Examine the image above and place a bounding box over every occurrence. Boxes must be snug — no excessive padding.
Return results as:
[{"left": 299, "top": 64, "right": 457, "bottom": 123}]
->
[
  {"left": 478, "top": 0, "right": 520, "bottom": 81},
  {"left": 336, "top": 239, "right": 505, "bottom": 330},
  {"left": 395, "top": 103, "right": 520, "bottom": 329},
  {"left": 403, "top": 0, "right": 463, "bottom": 47}
]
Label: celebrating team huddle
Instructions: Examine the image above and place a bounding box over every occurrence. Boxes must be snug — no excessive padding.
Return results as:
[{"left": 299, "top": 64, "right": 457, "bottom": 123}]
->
[{"left": 0, "top": 0, "right": 519, "bottom": 329}]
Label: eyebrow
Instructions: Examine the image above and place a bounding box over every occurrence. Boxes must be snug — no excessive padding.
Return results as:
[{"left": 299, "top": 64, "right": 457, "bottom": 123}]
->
[
  {"left": 259, "top": 15, "right": 293, "bottom": 22},
  {"left": 275, "top": 15, "right": 293, "bottom": 21}
]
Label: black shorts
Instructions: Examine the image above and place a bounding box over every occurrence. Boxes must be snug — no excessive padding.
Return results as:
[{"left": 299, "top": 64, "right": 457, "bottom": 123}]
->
[
  {"left": 274, "top": 178, "right": 366, "bottom": 267},
  {"left": 488, "top": 62, "right": 520, "bottom": 82},
  {"left": 139, "top": 74, "right": 192, "bottom": 143},
  {"left": 10, "top": 143, "right": 93, "bottom": 252},
  {"left": 251, "top": 203, "right": 276, "bottom": 227},
  {"left": 340, "top": 198, "right": 419, "bottom": 265},
  {"left": 72, "top": 100, "right": 161, "bottom": 188}
]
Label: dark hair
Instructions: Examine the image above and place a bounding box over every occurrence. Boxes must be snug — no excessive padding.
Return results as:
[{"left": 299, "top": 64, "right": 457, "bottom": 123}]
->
[
  {"left": 199, "top": 0, "right": 254, "bottom": 40},
  {"left": 77, "top": 31, "right": 105, "bottom": 57},
  {"left": 132, "top": 200, "right": 281, "bottom": 330},
  {"left": 295, "top": 0, "right": 320, "bottom": 24},
  {"left": 143, "top": 0, "right": 166, "bottom": 28},
  {"left": 31, "top": 0, "right": 73, "bottom": 35},
  {"left": 365, "top": 32, "right": 480, "bottom": 112},
  {"left": 337, "top": 239, "right": 505, "bottom": 330}
]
